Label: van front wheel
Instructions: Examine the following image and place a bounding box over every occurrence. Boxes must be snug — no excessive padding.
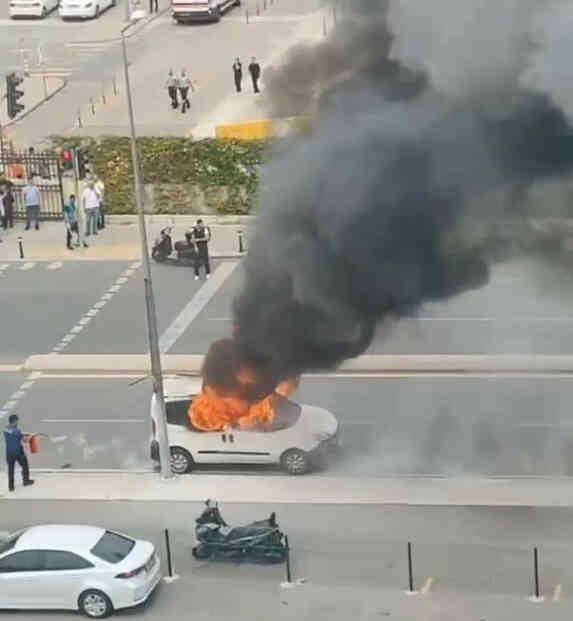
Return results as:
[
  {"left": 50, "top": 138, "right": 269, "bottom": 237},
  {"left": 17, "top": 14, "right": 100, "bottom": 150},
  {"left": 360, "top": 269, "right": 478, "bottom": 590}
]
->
[{"left": 170, "top": 447, "right": 194, "bottom": 474}]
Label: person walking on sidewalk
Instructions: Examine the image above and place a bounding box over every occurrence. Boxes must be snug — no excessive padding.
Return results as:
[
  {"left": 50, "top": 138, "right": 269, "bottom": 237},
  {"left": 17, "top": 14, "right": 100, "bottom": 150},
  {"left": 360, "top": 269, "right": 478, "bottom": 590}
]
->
[
  {"left": 82, "top": 179, "right": 101, "bottom": 237},
  {"left": 63, "top": 194, "right": 83, "bottom": 250},
  {"left": 149, "top": 0, "right": 158, "bottom": 13},
  {"left": 190, "top": 218, "right": 211, "bottom": 280},
  {"left": 248, "top": 57, "right": 261, "bottom": 93},
  {"left": 3, "top": 414, "right": 34, "bottom": 493},
  {"left": 94, "top": 175, "right": 106, "bottom": 230},
  {"left": 166, "top": 70, "right": 179, "bottom": 109},
  {"left": 233, "top": 58, "right": 243, "bottom": 93},
  {"left": 23, "top": 178, "right": 41, "bottom": 230},
  {"left": 178, "top": 70, "right": 194, "bottom": 113},
  {"left": 0, "top": 183, "right": 15, "bottom": 230}
]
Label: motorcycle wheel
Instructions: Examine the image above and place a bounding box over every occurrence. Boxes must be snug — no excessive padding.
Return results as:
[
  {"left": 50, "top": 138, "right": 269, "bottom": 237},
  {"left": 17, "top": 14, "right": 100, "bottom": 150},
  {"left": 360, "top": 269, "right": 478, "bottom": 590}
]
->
[{"left": 192, "top": 545, "right": 211, "bottom": 560}]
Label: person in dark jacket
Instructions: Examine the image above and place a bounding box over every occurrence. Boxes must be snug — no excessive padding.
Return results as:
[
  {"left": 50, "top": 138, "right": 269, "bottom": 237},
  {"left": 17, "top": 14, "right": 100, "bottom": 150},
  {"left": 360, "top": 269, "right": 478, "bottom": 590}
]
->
[
  {"left": 3, "top": 415, "right": 34, "bottom": 492},
  {"left": 248, "top": 57, "right": 261, "bottom": 93},
  {"left": 0, "top": 182, "right": 14, "bottom": 229},
  {"left": 190, "top": 219, "right": 211, "bottom": 280},
  {"left": 233, "top": 58, "right": 243, "bottom": 93}
]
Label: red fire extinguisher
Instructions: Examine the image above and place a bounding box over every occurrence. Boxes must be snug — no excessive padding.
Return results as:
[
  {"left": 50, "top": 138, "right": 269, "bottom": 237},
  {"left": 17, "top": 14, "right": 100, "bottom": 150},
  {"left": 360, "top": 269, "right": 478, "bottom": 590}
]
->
[{"left": 28, "top": 434, "right": 40, "bottom": 454}]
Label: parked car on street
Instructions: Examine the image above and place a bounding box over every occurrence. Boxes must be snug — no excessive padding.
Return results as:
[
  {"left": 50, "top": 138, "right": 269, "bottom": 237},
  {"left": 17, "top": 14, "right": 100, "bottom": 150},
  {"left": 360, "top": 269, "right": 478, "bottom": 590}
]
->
[
  {"left": 59, "top": 0, "right": 115, "bottom": 19},
  {"left": 0, "top": 525, "right": 160, "bottom": 618},
  {"left": 172, "top": 0, "right": 240, "bottom": 23},
  {"left": 10, "top": 0, "right": 59, "bottom": 18},
  {"left": 149, "top": 376, "right": 341, "bottom": 475}
]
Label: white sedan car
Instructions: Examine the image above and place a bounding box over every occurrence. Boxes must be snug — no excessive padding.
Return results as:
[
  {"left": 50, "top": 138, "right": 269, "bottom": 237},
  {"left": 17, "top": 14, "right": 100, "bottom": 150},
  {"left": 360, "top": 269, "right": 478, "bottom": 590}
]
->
[
  {"left": 150, "top": 376, "right": 340, "bottom": 475},
  {"left": 59, "top": 0, "right": 115, "bottom": 19},
  {"left": 0, "top": 525, "right": 160, "bottom": 618},
  {"left": 10, "top": 0, "right": 58, "bottom": 18}
]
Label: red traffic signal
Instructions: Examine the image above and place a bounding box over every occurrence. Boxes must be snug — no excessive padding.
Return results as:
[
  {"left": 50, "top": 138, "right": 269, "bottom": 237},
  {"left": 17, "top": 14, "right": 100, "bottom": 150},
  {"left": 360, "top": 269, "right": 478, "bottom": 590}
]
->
[{"left": 61, "top": 149, "right": 74, "bottom": 171}]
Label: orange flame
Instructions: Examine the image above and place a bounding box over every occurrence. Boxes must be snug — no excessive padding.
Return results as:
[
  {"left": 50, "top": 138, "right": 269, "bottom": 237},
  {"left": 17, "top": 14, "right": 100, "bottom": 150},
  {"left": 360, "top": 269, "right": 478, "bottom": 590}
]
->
[{"left": 189, "top": 371, "right": 300, "bottom": 432}]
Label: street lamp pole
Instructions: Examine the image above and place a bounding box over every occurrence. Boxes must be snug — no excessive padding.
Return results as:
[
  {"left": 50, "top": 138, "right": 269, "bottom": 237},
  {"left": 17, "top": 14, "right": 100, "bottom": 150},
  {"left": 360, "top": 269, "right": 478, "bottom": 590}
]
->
[{"left": 121, "top": 20, "right": 173, "bottom": 480}]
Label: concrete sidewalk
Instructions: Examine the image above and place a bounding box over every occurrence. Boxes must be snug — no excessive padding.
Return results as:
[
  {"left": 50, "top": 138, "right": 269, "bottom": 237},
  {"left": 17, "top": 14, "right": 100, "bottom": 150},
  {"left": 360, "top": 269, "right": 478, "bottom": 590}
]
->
[
  {"left": 0, "top": 215, "right": 252, "bottom": 261},
  {"left": 4, "top": 471, "right": 573, "bottom": 506}
]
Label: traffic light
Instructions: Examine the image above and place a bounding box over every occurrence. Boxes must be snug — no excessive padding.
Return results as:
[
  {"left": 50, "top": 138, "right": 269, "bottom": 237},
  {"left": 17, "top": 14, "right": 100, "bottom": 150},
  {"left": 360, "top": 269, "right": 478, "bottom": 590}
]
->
[
  {"left": 6, "top": 72, "right": 25, "bottom": 120},
  {"left": 61, "top": 149, "right": 74, "bottom": 171},
  {"left": 77, "top": 148, "right": 91, "bottom": 179}
]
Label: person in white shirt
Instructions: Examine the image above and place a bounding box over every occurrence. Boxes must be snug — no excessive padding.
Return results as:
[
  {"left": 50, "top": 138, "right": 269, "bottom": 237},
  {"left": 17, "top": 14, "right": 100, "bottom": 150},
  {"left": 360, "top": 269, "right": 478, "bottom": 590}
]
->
[
  {"left": 94, "top": 176, "right": 105, "bottom": 230},
  {"left": 82, "top": 180, "right": 101, "bottom": 237},
  {"left": 23, "top": 179, "right": 41, "bottom": 231},
  {"left": 178, "top": 70, "right": 194, "bottom": 114}
]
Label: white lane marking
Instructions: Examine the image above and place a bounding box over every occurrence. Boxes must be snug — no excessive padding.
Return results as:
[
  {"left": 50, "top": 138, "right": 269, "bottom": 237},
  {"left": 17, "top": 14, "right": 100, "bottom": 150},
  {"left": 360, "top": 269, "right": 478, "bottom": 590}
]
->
[
  {"left": 0, "top": 264, "right": 9, "bottom": 272},
  {"left": 86, "top": 309, "right": 99, "bottom": 317},
  {"left": 159, "top": 262, "right": 239, "bottom": 353},
  {"left": 60, "top": 334, "right": 76, "bottom": 343},
  {"left": 78, "top": 317, "right": 92, "bottom": 326},
  {"left": 115, "top": 277, "right": 129, "bottom": 284},
  {"left": 42, "top": 419, "right": 145, "bottom": 424},
  {"left": 421, "top": 577, "right": 434, "bottom": 595},
  {"left": 100, "top": 293, "right": 113, "bottom": 300},
  {"left": 3, "top": 401, "right": 17, "bottom": 410},
  {"left": 93, "top": 300, "right": 107, "bottom": 309},
  {"left": 553, "top": 584, "right": 562, "bottom": 601},
  {"left": 0, "top": 364, "right": 22, "bottom": 372},
  {"left": 20, "top": 262, "right": 36, "bottom": 271},
  {"left": 47, "top": 261, "right": 63, "bottom": 270},
  {"left": 19, "top": 380, "right": 35, "bottom": 390},
  {"left": 108, "top": 285, "right": 121, "bottom": 292},
  {"left": 69, "top": 326, "right": 84, "bottom": 334},
  {"left": 131, "top": 261, "right": 141, "bottom": 269},
  {"left": 9, "top": 391, "right": 26, "bottom": 401},
  {"left": 208, "top": 317, "right": 231, "bottom": 321}
]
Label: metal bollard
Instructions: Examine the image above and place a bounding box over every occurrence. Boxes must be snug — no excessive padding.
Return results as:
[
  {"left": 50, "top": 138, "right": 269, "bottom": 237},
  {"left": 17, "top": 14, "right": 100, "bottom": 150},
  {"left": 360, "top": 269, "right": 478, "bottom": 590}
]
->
[
  {"left": 101, "top": 87, "right": 106, "bottom": 105},
  {"left": 245, "top": 6, "right": 249, "bottom": 22},
  {"left": 285, "top": 535, "right": 292, "bottom": 583},
  {"left": 18, "top": 237, "right": 24, "bottom": 260},
  {"left": 407, "top": 541, "right": 414, "bottom": 592},
  {"left": 90, "top": 98, "right": 95, "bottom": 115},
  {"left": 238, "top": 229, "right": 244, "bottom": 253},
  {"left": 256, "top": 0, "right": 260, "bottom": 15},
  {"left": 77, "top": 109, "right": 83, "bottom": 129},
  {"left": 112, "top": 77, "right": 118, "bottom": 96},
  {"left": 263, "top": 0, "right": 266, "bottom": 9},
  {"left": 322, "top": 14, "right": 327, "bottom": 37},
  {"left": 164, "top": 529, "right": 173, "bottom": 578},
  {"left": 332, "top": 3, "right": 337, "bottom": 24},
  {"left": 533, "top": 547, "right": 540, "bottom": 599}
]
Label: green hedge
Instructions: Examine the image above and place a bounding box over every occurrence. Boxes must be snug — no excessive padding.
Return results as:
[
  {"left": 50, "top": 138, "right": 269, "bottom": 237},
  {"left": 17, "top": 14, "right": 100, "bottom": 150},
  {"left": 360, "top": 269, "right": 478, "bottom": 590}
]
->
[{"left": 50, "top": 136, "right": 270, "bottom": 214}]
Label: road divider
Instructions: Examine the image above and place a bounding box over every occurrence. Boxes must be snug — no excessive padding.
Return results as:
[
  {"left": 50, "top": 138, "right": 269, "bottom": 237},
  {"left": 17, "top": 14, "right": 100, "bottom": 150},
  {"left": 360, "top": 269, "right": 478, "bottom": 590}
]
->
[
  {"left": 4, "top": 472, "right": 573, "bottom": 506},
  {"left": 22, "top": 354, "right": 573, "bottom": 375}
]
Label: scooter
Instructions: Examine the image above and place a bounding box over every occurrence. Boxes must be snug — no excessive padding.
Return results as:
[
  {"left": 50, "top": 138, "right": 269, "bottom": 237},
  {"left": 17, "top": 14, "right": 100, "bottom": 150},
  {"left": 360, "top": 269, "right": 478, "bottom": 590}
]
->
[
  {"left": 192, "top": 500, "right": 287, "bottom": 564},
  {"left": 152, "top": 228, "right": 197, "bottom": 266}
]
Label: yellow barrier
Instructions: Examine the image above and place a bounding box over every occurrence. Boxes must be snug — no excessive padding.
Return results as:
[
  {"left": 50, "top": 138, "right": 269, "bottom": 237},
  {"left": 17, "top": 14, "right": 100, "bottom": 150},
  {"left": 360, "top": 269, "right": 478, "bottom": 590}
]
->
[{"left": 215, "top": 117, "right": 312, "bottom": 140}]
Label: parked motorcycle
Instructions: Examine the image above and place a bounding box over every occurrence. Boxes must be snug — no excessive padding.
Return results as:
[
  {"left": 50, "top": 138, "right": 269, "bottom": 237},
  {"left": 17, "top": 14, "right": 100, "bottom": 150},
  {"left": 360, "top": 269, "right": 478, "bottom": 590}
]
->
[
  {"left": 192, "top": 500, "right": 287, "bottom": 564},
  {"left": 152, "top": 228, "right": 197, "bottom": 266}
]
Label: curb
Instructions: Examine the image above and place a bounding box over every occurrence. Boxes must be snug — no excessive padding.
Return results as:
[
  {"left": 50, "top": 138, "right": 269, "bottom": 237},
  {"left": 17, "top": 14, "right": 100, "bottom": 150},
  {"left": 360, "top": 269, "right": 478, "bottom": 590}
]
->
[
  {"left": 22, "top": 354, "right": 573, "bottom": 374},
  {"left": 107, "top": 215, "right": 255, "bottom": 225},
  {"left": 3, "top": 472, "right": 573, "bottom": 506}
]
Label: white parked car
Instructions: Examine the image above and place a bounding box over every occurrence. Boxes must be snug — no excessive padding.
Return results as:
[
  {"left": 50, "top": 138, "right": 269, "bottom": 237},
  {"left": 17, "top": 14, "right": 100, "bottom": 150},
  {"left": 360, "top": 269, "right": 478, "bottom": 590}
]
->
[
  {"left": 10, "top": 0, "right": 59, "bottom": 18},
  {"left": 150, "top": 376, "right": 340, "bottom": 475},
  {"left": 0, "top": 525, "right": 160, "bottom": 618},
  {"left": 172, "top": 0, "right": 240, "bottom": 23},
  {"left": 59, "top": 0, "right": 115, "bottom": 19}
]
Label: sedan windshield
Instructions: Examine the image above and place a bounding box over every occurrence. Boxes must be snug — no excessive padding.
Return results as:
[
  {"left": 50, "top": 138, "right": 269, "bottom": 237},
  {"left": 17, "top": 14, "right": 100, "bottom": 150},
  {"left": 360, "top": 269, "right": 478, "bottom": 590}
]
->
[
  {"left": 90, "top": 531, "right": 135, "bottom": 563},
  {"left": 0, "top": 531, "right": 24, "bottom": 556}
]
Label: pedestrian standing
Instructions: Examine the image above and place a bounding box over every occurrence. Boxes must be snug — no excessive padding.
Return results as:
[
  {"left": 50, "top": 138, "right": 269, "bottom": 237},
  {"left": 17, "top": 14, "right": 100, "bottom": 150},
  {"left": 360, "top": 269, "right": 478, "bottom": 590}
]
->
[
  {"left": 3, "top": 414, "right": 34, "bottom": 493},
  {"left": 248, "top": 57, "right": 261, "bottom": 93},
  {"left": 190, "top": 218, "right": 211, "bottom": 280},
  {"left": 166, "top": 69, "right": 179, "bottom": 109},
  {"left": 0, "top": 183, "right": 15, "bottom": 229},
  {"left": 94, "top": 175, "right": 105, "bottom": 230},
  {"left": 233, "top": 58, "right": 243, "bottom": 93},
  {"left": 82, "top": 179, "right": 101, "bottom": 237},
  {"left": 178, "top": 70, "right": 194, "bottom": 114},
  {"left": 149, "top": 0, "right": 158, "bottom": 13},
  {"left": 0, "top": 190, "right": 4, "bottom": 243},
  {"left": 63, "top": 194, "right": 83, "bottom": 250},
  {"left": 23, "top": 177, "right": 41, "bottom": 230}
]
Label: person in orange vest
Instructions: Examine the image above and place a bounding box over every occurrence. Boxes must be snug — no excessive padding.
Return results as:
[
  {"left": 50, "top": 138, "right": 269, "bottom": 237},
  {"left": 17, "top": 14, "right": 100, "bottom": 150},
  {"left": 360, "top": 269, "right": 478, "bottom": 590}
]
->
[{"left": 3, "top": 415, "right": 34, "bottom": 492}]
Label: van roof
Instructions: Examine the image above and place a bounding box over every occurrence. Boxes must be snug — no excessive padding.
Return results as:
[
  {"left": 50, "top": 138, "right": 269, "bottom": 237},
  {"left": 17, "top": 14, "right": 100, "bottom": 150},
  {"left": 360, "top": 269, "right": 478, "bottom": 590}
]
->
[{"left": 164, "top": 375, "right": 202, "bottom": 398}]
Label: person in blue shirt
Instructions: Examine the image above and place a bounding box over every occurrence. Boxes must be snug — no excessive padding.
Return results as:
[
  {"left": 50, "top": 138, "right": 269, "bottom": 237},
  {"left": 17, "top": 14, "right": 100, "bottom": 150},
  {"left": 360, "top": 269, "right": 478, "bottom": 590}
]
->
[
  {"left": 3, "top": 414, "right": 34, "bottom": 492},
  {"left": 63, "top": 194, "right": 84, "bottom": 250},
  {"left": 23, "top": 178, "right": 41, "bottom": 231}
]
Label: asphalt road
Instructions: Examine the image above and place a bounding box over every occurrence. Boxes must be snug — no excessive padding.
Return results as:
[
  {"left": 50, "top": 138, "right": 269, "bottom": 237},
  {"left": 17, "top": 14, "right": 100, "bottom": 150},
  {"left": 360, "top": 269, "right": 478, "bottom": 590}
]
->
[
  {"left": 5, "top": 374, "right": 573, "bottom": 477},
  {"left": 1, "top": 501, "right": 573, "bottom": 618}
]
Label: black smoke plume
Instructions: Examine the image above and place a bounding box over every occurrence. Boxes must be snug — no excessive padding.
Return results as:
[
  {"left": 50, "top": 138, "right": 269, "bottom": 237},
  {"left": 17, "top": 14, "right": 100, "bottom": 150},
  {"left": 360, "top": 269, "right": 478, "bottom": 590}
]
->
[{"left": 231, "top": 3, "right": 573, "bottom": 383}]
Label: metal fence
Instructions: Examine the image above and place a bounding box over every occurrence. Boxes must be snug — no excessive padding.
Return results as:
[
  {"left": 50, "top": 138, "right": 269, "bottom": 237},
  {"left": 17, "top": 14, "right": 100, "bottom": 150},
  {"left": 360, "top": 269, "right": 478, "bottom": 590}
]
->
[{"left": 0, "top": 150, "right": 64, "bottom": 220}]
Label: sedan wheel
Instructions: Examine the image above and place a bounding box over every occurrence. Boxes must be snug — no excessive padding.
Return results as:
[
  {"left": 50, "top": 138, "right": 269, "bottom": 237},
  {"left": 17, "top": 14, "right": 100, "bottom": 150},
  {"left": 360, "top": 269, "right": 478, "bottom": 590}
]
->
[
  {"left": 79, "top": 590, "right": 113, "bottom": 619},
  {"left": 281, "top": 449, "right": 310, "bottom": 475},
  {"left": 170, "top": 447, "right": 194, "bottom": 474}
]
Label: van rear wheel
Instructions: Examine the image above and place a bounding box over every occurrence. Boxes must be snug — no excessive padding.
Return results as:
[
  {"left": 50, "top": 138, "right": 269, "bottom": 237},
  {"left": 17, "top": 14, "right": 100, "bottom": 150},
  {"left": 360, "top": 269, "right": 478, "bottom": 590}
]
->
[
  {"left": 281, "top": 449, "right": 310, "bottom": 475},
  {"left": 170, "top": 447, "right": 194, "bottom": 474}
]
